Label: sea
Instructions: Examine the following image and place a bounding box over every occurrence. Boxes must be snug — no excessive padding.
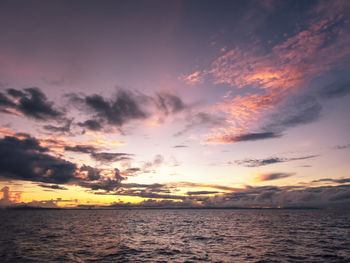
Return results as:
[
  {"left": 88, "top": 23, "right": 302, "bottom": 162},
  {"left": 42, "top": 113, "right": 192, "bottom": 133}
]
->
[{"left": 0, "top": 209, "right": 349, "bottom": 262}]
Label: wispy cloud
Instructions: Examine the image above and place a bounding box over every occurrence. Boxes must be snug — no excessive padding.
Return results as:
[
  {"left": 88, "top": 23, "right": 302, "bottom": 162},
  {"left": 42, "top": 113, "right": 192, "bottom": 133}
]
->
[
  {"left": 334, "top": 144, "right": 350, "bottom": 150},
  {"left": 235, "top": 155, "right": 318, "bottom": 167},
  {"left": 312, "top": 178, "right": 350, "bottom": 184},
  {"left": 38, "top": 184, "right": 68, "bottom": 190}
]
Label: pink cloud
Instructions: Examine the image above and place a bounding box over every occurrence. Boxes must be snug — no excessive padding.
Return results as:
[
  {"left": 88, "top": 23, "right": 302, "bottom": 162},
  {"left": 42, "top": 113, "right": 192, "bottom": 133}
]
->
[
  {"left": 197, "top": 10, "right": 350, "bottom": 144},
  {"left": 179, "top": 70, "right": 204, "bottom": 85}
]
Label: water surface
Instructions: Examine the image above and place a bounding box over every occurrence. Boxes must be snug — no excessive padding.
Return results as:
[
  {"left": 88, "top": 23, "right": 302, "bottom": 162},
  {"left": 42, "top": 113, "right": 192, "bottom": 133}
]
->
[{"left": 0, "top": 209, "right": 349, "bottom": 262}]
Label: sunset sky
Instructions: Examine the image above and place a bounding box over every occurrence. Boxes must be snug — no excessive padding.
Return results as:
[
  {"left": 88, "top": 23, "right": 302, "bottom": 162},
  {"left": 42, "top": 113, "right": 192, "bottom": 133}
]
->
[{"left": 0, "top": 0, "right": 349, "bottom": 208}]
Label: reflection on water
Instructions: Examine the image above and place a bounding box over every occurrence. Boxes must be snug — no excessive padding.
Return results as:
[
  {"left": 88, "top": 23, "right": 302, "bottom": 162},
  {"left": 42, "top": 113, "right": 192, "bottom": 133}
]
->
[{"left": 0, "top": 209, "right": 349, "bottom": 262}]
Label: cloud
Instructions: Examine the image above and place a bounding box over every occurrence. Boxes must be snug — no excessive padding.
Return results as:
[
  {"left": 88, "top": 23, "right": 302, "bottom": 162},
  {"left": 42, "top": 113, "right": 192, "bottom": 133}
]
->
[
  {"left": 109, "top": 182, "right": 350, "bottom": 208},
  {"left": 187, "top": 191, "right": 220, "bottom": 195},
  {"left": 334, "top": 144, "right": 350, "bottom": 150},
  {"left": 173, "top": 145, "right": 188, "bottom": 148},
  {"left": 265, "top": 95, "right": 322, "bottom": 131},
  {"left": 253, "top": 172, "right": 294, "bottom": 182},
  {"left": 0, "top": 134, "right": 135, "bottom": 193},
  {"left": 175, "top": 112, "right": 226, "bottom": 137},
  {"left": 77, "top": 120, "right": 103, "bottom": 131},
  {"left": 168, "top": 182, "right": 239, "bottom": 192},
  {"left": 123, "top": 168, "right": 141, "bottom": 177},
  {"left": 79, "top": 165, "right": 101, "bottom": 181},
  {"left": 312, "top": 178, "right": 350, "bottom": 184},
  {"left": 78, "top": 169, "right": 125, "bottom": 192},
  {"left": 206, "top": 132, "right": 280, "bottom": 144},
  {"left": 0, "top": 186, "right": 21, "bottom": 206},
  {"left": 38, "top": 184, "right": 68, "bottom": 190},
  {"left": 179, "top": 71, "right": 203, "bottom": 85},
  {"left": 142, "top": 154, "right": 164, "bottom": 172},
  {"left": 90, "top": 152, "right": 132, "bottom": 163},
  {"left": 64, "top": 145, "right": 98, "bottom": 154},
  {"left": 43, "top": 119, "right": 72, "bottom": 133},
  {"left": 0, "top": 135, "right": 77, "bottom": 184},
  {"left": 155, "top": 92, "right": 186, "bottom": 115},
  {"left": 235, "top": 155, "right": 318, "bottom": 167},
  {"left": 84, "top": 90, "right": 148, "bottom": 126},
  {"left": 103, "top": 182, "right": 188, "bottom": 200},
  {"left": 112, "top": 190, "right": 187, "bottom": 200},
  {"left": 70, "top": 89, "right": 187, "bottom": 131},
  {"left": 319, "top": 81, "right": 350, "bottom": 99},
  {"left": 181, "top": 8, "right": 350, "bottom": 144},
  {"left": 211, "top": 184, "right": 350, "bottom": 208},
  {"left": 2, "top": 88, "right": 64, "bottom": 121},
  {"left": 0, "top": 92, "right": 16, "bottom": 108}
]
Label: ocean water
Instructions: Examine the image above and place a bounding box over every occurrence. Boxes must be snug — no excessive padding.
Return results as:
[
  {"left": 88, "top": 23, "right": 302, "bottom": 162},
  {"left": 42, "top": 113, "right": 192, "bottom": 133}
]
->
[{"left": 0, "top": 209, "right": 349, "bottom": 262}]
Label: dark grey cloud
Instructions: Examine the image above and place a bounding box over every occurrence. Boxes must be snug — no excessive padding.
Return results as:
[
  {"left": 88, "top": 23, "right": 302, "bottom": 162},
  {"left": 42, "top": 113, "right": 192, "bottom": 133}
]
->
[
  {"left": 312, "top": 178, "right": 350, "bottom": 184},
  {"left": 91, "top": 152, "right": 132, "bottom": 163},
  {"left": 95, "top": 182, "right": 186, "bottom": 200},
  {"left": 319, "top": 81, "right": 350, "bottom": 99},
  {"left": 0, "top": 92, "right": 16, "bottom": 107},
  {"left": 78, "top": 178, "right": 123, "bottom": 192},
  {"left": 0, "top": 135, "right": 77, "bottom": 184},
  {"left": 200, "top": 184, "right": 350, "bottom": 208},
  {"left": 77, "top": 119, "right": 103, "bottom": 131},
  {"left": 104, "top": 182, "right": 186, "bottom": 200},
  {"left": 6, "top": 89, "right": 24, "bottom": 98},
  {"left": 235, "top": 155, "right": 318, "bottom": 167},
  {"left": 221, "top": 132, "right": 281, "bottom": 143},
  {"left": 38, "top": 184, "right": 68, "bottom": 190},
  {"left": 265, "top": 96, "right": 322, "bottom": 132},
  {"left": 80, "top": 165, "right": 101, "bottom": 181},
  {"left": 123, "top": 168, "right": 141, "bottom": 176},
  {"left": 105, "top": 183, "right": 350, "bottom": 209},
  {"left": 78, "top": 169, "right": 125, "bottom": 192},
  {"left": 112, "top": 189, "right": 186, "bottom": 200},
  {"left": 64, "top": 145, "right": 98, "bottom": 154},
  {"left": 155, "top": 92, "right": 186, "bottom": 115},
  {"left": 64, "top": 143, "right": 132, "bottom": 164},
  {"left": 5, "top": 88, "right": 64, "bottom": 120},
  {"left": 0, "top": 135, "right": 137, "bottom": 194},
  {"left": 70, "top": 89, "right": 187, "bottom": 131},
  {"left": 187, "top": 191, "right": 220, "bottom": 195},
  {"left": 43, "top": 119, "right": 72, "bottom": 133},
  {"left": 83, "top": 90, "right": 148, "bottom": 126}
]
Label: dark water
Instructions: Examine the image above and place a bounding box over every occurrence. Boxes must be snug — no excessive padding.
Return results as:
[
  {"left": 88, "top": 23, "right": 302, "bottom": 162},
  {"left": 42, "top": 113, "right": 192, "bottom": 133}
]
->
[{"left": 0, "top": 209, "right": 350, "bottom": 262}]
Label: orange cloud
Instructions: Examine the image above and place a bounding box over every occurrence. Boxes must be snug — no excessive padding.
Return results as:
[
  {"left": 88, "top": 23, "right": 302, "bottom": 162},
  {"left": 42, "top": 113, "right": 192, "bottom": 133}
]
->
[
  {"left": 0, "top": 127, "right": 16, "bottom": 137},
  {"left": 253, "top": 172, "right": 293, "bottom": 182},
  {"left": 0, "top": 186, "right": 22, "bottom": 205}
]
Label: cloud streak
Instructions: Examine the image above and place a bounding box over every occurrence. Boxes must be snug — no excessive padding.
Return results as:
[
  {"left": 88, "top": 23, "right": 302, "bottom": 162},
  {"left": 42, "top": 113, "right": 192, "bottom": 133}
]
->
[
  {"left": 235, "top": 155, "right": 318, "bottom": 167},
  {"left": 253, "top": 172, "right": 294, "bottom": 182}
]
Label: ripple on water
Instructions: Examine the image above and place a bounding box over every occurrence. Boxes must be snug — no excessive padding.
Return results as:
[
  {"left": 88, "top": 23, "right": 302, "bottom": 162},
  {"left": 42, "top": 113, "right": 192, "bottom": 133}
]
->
[{"left": 0, "top": 209, "right": 350, "bottom": 262}]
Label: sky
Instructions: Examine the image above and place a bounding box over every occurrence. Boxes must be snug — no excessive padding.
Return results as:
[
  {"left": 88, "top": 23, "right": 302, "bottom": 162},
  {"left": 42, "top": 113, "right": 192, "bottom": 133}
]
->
[{"left": 0, "top": 0, "right": 350, "bottom": 209}]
